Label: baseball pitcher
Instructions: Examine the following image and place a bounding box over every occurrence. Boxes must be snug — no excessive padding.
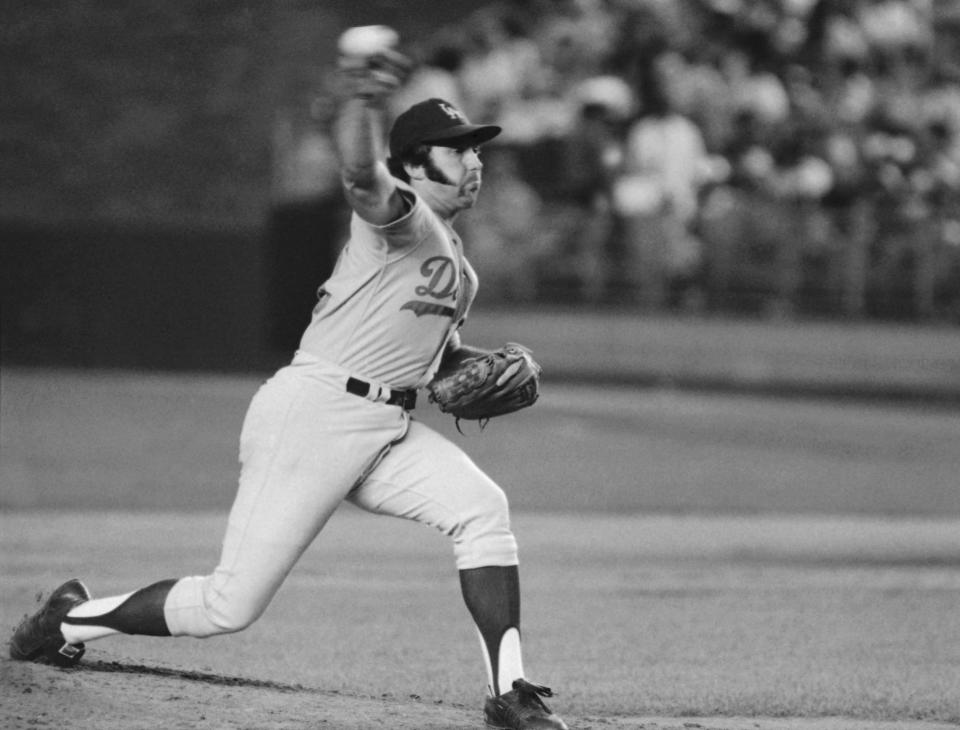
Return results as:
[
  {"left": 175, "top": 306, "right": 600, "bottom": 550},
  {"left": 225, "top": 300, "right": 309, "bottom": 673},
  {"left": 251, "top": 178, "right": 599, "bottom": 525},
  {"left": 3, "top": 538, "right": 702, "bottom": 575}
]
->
[{"left": 10, "top": 27, "right": 566, "bottom": 730}]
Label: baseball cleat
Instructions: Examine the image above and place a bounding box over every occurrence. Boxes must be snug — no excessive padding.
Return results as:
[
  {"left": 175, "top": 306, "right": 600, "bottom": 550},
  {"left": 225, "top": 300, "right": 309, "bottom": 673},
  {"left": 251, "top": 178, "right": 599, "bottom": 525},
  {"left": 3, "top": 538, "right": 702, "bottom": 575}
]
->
[
  {"left": 484, "top": 678, "right": 569, "bottom": 729},
  {"left": 9, "top": 578, "right": 91, "bottom": 667}
]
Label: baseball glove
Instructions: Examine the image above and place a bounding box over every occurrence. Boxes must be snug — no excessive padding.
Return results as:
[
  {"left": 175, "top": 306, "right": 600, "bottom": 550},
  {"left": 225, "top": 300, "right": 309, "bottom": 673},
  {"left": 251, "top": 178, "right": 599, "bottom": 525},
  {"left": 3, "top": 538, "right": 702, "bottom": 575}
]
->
[{"left": 427, "top": 343, "right": 542, "bottom": 427}]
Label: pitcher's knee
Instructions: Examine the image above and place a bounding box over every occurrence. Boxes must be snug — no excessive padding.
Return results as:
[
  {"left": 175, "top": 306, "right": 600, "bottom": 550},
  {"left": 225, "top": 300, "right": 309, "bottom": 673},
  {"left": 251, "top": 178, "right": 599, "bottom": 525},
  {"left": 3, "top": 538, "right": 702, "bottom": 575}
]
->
[
  {"left": 164, "top": 574, "right": 268, "bottom": 638},
  {"left": 203, "top": 591, "right": 264, "bottom": 634},
  {"left": 452, "top": 485, "right": 519, "bottom": 570}
]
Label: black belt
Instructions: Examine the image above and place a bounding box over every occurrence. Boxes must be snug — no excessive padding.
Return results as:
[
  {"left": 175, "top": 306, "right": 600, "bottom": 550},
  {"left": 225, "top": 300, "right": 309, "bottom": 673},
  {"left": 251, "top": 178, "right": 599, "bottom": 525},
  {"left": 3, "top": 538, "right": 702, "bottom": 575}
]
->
[{"left": 345, "top": 377, "right": 417, "bottom": 410}]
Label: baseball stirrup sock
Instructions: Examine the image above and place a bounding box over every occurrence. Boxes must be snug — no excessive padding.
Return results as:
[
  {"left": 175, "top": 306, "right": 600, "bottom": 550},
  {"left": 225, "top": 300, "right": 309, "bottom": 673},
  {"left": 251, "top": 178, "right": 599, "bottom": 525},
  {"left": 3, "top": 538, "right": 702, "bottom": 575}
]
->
[
  {"left": 459, "top": 565, "right": 523, "bottom": 696},
  {"left": 62, "top": 578, "right": 177, "bottom": 643},
  {"left": 478, "top": 626, "right": 524, "bottom": 698}
]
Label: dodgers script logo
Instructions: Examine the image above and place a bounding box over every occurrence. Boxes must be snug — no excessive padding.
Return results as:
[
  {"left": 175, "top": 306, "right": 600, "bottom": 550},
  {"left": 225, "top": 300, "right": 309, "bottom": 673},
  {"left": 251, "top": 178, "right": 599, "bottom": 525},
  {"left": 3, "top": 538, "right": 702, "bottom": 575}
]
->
[{"left": 402, "top": 256, "right": 457, "bottom": 318}]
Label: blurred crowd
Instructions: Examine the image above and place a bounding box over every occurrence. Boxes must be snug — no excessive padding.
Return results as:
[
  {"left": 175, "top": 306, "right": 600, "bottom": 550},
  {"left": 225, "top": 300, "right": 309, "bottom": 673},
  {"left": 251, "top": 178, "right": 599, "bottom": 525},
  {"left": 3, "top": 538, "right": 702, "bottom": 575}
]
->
[{"left": 378, "top": 0, "right": 960, "bottom": 320}]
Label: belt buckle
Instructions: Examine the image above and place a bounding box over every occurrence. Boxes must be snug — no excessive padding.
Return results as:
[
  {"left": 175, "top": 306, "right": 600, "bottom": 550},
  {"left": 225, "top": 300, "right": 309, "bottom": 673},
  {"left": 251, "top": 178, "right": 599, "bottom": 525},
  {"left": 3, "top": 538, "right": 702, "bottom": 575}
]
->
[{"left": 388, "top": 388, "right": 416, "bottom": 410}]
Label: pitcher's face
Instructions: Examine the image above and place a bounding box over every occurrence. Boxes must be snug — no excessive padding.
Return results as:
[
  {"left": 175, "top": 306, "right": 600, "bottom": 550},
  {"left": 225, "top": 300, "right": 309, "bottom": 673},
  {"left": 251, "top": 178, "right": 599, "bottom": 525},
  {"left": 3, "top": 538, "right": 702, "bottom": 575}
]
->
[{"left": 424, "top": 144, "right": 484, "bottom": 209}]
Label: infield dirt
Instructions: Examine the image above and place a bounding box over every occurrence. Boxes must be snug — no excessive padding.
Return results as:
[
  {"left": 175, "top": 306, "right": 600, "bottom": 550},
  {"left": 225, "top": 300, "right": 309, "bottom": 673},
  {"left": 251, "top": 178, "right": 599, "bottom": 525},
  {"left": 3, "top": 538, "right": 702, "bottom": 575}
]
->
[
  {"left": 3, "top": 656, "right": 958, "bottom": 730},
  {"left": 3, "top": 510, "right": 960, "bottom": 730}
]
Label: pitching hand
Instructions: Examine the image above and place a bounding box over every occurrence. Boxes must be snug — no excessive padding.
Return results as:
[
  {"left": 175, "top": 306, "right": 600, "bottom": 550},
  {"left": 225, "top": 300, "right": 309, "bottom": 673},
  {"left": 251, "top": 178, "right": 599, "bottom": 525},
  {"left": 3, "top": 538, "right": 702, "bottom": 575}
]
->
[{"left": 338, "top": 49, "right": 412, "bottom": 102}]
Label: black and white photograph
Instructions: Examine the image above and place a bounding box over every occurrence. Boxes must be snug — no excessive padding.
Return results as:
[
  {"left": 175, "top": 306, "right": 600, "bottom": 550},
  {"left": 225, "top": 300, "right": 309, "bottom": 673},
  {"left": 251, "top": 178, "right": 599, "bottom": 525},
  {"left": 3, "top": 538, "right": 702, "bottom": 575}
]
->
[{"left": 3, "top": 2, "right": 959, "bottom": 728}]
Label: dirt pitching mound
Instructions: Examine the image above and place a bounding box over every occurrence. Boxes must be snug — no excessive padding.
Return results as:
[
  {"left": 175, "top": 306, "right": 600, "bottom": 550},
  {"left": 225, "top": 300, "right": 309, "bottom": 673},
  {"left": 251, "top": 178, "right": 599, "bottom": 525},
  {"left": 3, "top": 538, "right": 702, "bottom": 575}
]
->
[
  {"left": 3, "top": 656, "right": 957, "bottom": 730},
  {"left": 2, "top": 656, "right": 479, "bottom": 729}
]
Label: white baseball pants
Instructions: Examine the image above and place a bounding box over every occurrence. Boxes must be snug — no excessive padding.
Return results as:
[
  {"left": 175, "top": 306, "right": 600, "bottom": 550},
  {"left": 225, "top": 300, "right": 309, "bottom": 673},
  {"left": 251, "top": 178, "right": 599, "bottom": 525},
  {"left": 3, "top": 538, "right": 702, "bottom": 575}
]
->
[{"left": 163, "top": 354, "right": 518, "bottom": 638}]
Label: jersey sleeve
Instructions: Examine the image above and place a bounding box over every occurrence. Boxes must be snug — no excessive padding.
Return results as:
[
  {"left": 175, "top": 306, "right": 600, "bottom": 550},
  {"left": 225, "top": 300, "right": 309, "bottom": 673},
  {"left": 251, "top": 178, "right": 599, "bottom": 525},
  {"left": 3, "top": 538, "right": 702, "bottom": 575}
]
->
[{"left": 357, "top": 186, "right": 433, "bottom": 252}]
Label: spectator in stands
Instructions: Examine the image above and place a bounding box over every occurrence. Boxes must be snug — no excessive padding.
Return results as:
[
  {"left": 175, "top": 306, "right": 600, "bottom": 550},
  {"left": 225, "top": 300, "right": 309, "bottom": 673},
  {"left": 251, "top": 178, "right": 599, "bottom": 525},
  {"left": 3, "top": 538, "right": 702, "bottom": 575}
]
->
[
  {"left": 546, "top": 77, "right": 630, "bottom": 303},
  {"left": 458, "top": 9, "right": 550, "bottom": 129},
  {"left": 534, "top": 0, "right": 617, "bottom": 88},
  {"left": 439, "top": 0, "right": 960, "bottom": 318},
  {"left": 651, "top": 48, "right": 736, "bottom": 155},
  {"left": 721, "top": 48, "right": 791, "bottom": 131},
  {"left": 614, "top": 52, "right": 713, "bottom": 309}
]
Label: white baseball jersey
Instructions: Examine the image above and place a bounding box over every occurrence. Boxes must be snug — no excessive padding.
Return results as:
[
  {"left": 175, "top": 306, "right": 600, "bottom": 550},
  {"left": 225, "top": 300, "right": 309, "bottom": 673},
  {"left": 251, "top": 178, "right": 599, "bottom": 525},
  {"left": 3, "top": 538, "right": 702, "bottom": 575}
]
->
[{"left": 298, "top": 184, "right": 477, "bottom": 388}]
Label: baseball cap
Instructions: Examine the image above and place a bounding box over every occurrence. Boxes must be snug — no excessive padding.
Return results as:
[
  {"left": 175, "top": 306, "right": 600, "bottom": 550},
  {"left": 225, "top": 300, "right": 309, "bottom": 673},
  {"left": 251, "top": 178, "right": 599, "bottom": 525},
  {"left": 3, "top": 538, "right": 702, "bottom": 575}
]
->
[{"left": 388, "top": 98, "right": 501, "bottom": 159}]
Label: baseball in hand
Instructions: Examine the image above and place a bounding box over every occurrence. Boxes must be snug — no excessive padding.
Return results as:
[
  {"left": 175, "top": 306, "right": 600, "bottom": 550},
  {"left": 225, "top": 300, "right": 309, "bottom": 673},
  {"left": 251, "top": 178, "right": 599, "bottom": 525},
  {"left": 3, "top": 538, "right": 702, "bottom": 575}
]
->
[{"left": 338, "top": 25, "right": 399, "bottom": 58}]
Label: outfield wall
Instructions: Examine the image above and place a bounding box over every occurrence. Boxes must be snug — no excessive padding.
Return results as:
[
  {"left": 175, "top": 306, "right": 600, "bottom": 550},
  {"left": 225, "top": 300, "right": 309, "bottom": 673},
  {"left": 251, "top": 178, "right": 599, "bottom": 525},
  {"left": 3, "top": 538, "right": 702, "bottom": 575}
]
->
[
  {"left": 3, "top": 220, "right": 958, "bottom": 404},
  {"left": 3, "top": 225, "right": 959, "bottom": 402}
]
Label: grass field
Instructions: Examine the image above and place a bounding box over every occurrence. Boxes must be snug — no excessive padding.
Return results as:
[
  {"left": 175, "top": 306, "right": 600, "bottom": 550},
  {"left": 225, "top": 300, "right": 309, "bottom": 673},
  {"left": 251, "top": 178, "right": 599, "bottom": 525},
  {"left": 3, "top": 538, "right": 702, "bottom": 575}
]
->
[{"left": 2, "top": 367, "right": 960, "bottom": 729}]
